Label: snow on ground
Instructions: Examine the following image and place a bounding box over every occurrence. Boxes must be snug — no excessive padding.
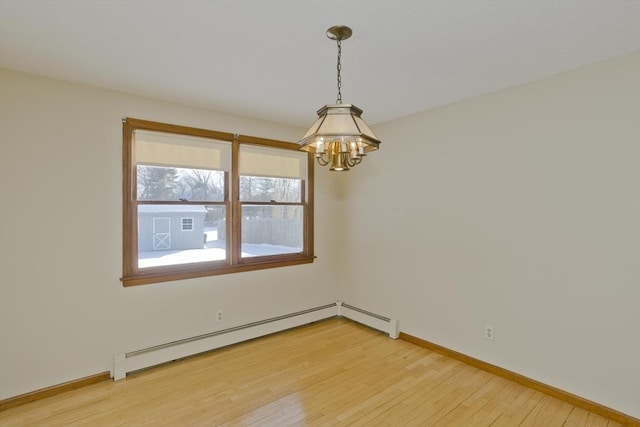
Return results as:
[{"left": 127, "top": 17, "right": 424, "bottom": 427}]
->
[
  {"left": 138, "top": 247, "right": 226, "bottom": 268},
  {"left": 138, "top": 244, "right": 301, "bottom": 269},
  {"left": 138, "top": 227, "right": 301, "bottom": 269}
]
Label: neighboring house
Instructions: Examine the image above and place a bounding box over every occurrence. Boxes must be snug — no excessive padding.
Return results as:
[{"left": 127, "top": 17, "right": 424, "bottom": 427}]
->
[{"left": 138, "top": 205, "right": 207, "bottom": 252}]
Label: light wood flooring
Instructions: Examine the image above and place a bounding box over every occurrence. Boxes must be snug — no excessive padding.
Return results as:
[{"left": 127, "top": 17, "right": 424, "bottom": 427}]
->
[{"left": 0, "top": 318, "right": 623, "bottom": 426}]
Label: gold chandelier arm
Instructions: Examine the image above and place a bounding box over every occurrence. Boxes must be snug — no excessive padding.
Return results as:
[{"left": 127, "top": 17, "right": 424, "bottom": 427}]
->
[
  {"left": 315, "top": 153, "right": 330, "bottom": 166},
  {"left": 346, "top": 156, "right": 363, "bottom": 167}
]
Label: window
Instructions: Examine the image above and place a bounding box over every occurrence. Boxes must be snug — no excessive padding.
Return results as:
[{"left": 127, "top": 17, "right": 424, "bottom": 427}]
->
[
  {"left": 122, "top": 118, "right": 314, "bottom": 286},
  {"left": 181, "top": 218, "right": 194, "bottom": 231}
]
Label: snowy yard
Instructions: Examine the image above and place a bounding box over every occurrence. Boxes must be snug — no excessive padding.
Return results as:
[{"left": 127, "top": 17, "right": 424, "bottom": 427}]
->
[{"left": 138, "top": 227, "right": 301, "bottom": 269}]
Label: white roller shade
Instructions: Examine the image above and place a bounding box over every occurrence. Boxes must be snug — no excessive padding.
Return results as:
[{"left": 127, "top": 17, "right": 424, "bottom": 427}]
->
[
  {"left": 135, "top": 130, "right": 231, "bottom": 171},
  {"left": 239, "top": 144, "right": 307, "bottom": 179}
]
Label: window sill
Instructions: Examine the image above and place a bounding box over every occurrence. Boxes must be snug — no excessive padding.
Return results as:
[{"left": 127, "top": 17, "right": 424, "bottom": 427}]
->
[{"left": 121, "top": 255, "right": 315, "bottom": 287}]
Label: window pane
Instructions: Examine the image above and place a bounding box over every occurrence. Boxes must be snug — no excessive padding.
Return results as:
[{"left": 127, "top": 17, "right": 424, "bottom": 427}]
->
[
  {"left": 241, "top": 205, "right": 303, "bottom": 258},
  {"left": 138, "top": 205, "right": 226, "bottom": 268},
  {"left": 137, "top": 165, "right": 225, "bottom": 202},
  {"left": 239, "top": 176, "right": 302, "bottom": 202}
]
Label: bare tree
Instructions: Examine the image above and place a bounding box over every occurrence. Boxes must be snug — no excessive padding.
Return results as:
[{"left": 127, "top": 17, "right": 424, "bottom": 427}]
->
[
  {"left": 183, "top": 169, "right": 222, "bottom": 201},
  {"left": 137, "top": 165, "right": 179, "bottom": 200}
]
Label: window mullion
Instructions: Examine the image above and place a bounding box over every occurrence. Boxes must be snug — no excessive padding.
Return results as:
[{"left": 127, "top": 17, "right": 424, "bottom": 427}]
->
[
  {"left": 223, "top": 171, "right": 232, "bottom": 266},
  {"left": 231, "top": 137, "right": 241, "bottom": 265}
]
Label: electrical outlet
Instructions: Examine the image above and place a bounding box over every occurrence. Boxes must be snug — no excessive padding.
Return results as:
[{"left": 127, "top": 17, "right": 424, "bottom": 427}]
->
[
  {"left": 216, "top": 310, "right": 223, "bottom": 321},
  {"left": 484, "top": 325, "right": 494, "bottom": 340}
]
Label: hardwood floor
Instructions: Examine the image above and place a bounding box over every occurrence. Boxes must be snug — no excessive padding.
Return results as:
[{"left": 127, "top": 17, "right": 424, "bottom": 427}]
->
[{"left": 0, "top": 318, "right": 623, "bottom": 426}]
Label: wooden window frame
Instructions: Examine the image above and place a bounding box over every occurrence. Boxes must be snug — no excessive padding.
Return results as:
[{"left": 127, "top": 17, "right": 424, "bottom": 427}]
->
[{"left": 121, "top": 118, "right": 314, "bottom": 286}]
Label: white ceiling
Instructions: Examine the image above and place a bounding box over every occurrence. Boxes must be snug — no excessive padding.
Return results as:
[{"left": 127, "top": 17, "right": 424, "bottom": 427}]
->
[{"left": 1, "top": 1, "right": 639, "bottom": 128}]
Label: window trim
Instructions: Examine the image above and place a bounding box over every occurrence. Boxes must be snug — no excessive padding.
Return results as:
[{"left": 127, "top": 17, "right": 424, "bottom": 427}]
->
[{"left": 121, "top": 118, "right": 314, "bottom": 286}]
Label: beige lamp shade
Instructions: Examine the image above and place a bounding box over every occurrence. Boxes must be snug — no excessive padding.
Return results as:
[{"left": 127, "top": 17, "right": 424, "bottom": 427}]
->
[{"left": 298, "top": 104, "right": 381, "bottom": 154}]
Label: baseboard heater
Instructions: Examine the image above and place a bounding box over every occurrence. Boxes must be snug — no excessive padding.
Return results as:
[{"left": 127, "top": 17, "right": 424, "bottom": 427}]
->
[
  {"left": 338, "top": 302, "right": 399, "bottom": 339},
  {"left": 113, "top": 301, "right": 398, "bottom": 380}
]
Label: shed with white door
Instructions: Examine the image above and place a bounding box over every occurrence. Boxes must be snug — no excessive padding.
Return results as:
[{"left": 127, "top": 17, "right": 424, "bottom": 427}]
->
[{"left": 138, "top": 205, "right": 207, "bottom": 252}]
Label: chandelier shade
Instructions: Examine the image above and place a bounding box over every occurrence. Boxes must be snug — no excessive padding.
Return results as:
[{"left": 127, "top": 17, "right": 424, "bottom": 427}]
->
[
  {"left": 299, "top": 104, "right": 381, "bottom": 151},
  {"left": 298, "top": 26, "right": 381, "bottom": 171}
]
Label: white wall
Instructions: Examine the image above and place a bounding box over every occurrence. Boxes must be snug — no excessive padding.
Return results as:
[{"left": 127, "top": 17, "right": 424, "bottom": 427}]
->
[
  {"left": 340, "top": 52, "right": 640, "bottom": 417},
  {"left": 0, "top": 69, "right": 341, "bottom": 399}
]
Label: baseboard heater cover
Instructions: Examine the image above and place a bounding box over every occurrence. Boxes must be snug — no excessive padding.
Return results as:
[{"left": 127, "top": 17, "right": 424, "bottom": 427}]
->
[
  {"left": 113, "top": 301, "right": 398, "bottom": 380},
  {"left": 338, "top": 301, "right": 399, "bottom": 339}
]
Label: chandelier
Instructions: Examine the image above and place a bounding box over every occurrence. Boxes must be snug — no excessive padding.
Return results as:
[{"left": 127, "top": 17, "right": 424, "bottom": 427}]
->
[{"left": 298, "top": 26, "right": 381, "bottom": 171}]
